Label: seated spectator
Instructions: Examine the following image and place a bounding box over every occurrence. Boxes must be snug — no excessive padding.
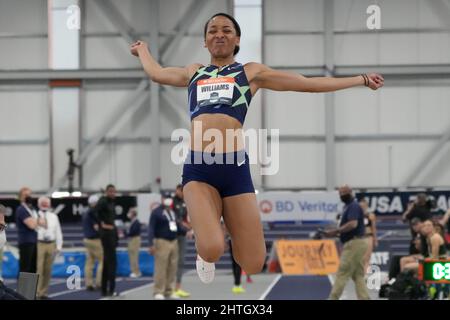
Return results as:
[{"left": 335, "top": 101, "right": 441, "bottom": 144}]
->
[
  {"left": 388, "top": 218, "right": 425, "bottom": 280},
  {"left": 438, "top": 209, "right": 450, "bottom": 246},
  {"left": 401, "top": 219, "right": 447, "bottom": 273}
]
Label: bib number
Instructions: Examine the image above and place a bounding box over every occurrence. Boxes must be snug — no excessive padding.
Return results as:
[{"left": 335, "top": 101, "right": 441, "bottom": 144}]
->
[{"left": 197, "top": 77, "right": 234, "bottom": 108}]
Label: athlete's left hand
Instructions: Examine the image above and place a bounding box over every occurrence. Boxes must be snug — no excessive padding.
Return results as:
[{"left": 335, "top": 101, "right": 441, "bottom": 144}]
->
[{"left": 366, "top": 73, "right": 384, "bottom": 90}]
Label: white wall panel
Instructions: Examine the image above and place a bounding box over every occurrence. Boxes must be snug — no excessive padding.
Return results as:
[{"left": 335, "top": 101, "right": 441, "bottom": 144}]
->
[
  {"left": 265, "top": 0, "right": 323, "bottom": 31},
  {"left": 265, "top": 91, "right": 324, "bottom": 135},
  {"left": 0, "top": 38, "right": 48, "bottom": 69},
  {"left": 335, "top": 88, "right": 379, "bottom": 135},
  {"left": 336, "top": 142, "right": 390, "bottom": 188},
  {"left": 0, "top": 91, "right": 49, "bottom": 139},
  {"left": 160, "top": 143, "right": 183, "bottom": 189},
  {"left": 83, "top": 143, "right": 151, "bottom": 191},
  {"left": 418, "top": 86, "right": 450, "bottom": 134},
  {"left": 0, "top": 0, "right": 48, "bottom": 69},
  {"left": 0, "top": 0, "right": 47, "bottom": 33},
  {"left": 84, "top": 89, "right": 139, "bottom": 138},
  {"left": 0, "top": 145, "right": 49, "bottom": 192},
  {"left": 265, "top": 142, "right": 325, "bottom": 188},
  {"left": 265, "top": 35, "right": 323, "bottom": 66},
  {"left": 378, "top": 87, "right": 419, "bottom": 134}
]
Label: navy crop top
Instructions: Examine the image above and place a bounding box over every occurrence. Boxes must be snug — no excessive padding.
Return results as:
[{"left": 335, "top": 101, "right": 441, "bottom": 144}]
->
[{"left": 188, "top": 62, "right": 252, "bottom": 125}]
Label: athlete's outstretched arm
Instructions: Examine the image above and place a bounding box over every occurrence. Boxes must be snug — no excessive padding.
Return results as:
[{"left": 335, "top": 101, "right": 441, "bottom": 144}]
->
[
  {"left": 130, "top": 40, "right": 200, "bottom": 87},
  {"left": 250, "top": 63, "right": 384, "bottom": 93}
]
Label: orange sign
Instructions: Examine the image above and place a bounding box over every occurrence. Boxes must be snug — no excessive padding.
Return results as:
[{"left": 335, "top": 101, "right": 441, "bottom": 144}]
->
[{"left": 275, "top": 239, "right": 339, "bottom": 275}]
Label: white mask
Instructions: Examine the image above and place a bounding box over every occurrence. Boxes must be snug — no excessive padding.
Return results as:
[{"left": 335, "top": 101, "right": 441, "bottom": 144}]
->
[
  {"left": 0, "top": 231, "right": 6, "bottom": 250},
  {"left": 163, "top": 198, "right": 173, "bottom": 207}
]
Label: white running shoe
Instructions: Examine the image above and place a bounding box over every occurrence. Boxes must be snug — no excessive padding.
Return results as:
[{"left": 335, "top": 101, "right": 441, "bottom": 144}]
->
[
  {"left": 196, "top": 255, "right": 215, "bottom": 284},
  {"left": 154, "top": 293, "right": 165, "bottom": 300}
]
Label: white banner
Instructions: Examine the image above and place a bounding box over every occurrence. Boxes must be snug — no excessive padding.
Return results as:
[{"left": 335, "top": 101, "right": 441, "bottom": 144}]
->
[
  {"left": 137, "top": 193, "right": 162, "bottom": 224},
  {"left": 257, "top": 191, "right": 342, "bottom": 222}
]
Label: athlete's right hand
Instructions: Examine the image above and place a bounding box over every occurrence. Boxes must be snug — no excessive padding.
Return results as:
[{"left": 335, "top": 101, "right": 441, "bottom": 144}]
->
[{"left": 130, "top": 40, "right": 147, "bottom": 57}]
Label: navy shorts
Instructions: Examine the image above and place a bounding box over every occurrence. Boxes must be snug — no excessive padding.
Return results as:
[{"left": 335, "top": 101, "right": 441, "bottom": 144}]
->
[{"left": 182, "top": 150, "right": 255, "bottom": 198}]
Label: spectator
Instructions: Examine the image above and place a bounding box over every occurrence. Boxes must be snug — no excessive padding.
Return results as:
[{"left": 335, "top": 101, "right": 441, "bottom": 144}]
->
[
  {"left": 401, "top": 219, "right": 446, "bottom": 272},
  {"left": 0, "top": 207, "right": 26, "bottom": 300},
  {"left": 15, "top": 187, "right": 46, "bottom": 274},
  {"left": 82, "top": 194, "right": 103, "bottom": 291},
  {"left": 148, "top": 194, "right": 186, "bottom": 300},
  {"left": 0, "top": 205, "right": 6, "bottom": 282},
  {"left": 127, "top": 208, "right": 142, "bottom": 278},
  {"left": 172, "top": 184, "right": 193, "bottom": 298},
  {"left": 402, "top": 193, "right": 432, "bottom": 236},
  {"left": 359, "top": 198, "right": 377, "bottom": 274},
  {"left": 388, "top": 218, "right": 425, "bottom": 281},
  {"left": 439, "top": 209, "right": 450, "bottom": 246},
  {"left": 325, "top": 185, "right": 370, "bottom": 300},
  {"left": 97, "top": 184, "right": 119, "bottom": 297},
  {"left": 36, "top": 196, "right": 63, "bottom": 300}
]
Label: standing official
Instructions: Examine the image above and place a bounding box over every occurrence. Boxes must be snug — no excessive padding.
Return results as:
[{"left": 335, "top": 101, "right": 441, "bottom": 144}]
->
[
  {"left": 82, "top": 194, "right": 103, "bottom": 291},
  {"left": 325, "top": 185, "right": 370, "bottom": 300},
  {"left": 97, "top": 184, "right": 119, "bottom": 297},
  {"left": 36, "top": 197, "right": 63, "bottom": 300}
]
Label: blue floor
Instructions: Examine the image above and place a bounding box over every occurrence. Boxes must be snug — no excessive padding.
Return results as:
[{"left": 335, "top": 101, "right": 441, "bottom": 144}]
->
[
  {"left": 4, "top": 277, "right": 153, "bottom": 300},
  {"left": 265, "top": 275, "right": 331, "bottom": 300}
]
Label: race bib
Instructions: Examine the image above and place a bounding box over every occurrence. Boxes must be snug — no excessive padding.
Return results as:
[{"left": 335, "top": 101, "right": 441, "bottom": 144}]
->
[
  {"left": 197, "top": 77, "right": 234, "bottom": 108},
  {"left": 169, "top": 221, "right": 178, "bottom": 232}
]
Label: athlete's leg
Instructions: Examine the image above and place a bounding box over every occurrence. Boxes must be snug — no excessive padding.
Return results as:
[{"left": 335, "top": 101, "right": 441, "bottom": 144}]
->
[
  {"left": 183, "top": 181, "right": 225, "bottom": 262},
  {"left": 222, "top": 193, "right": 266, "bottom": 274}
]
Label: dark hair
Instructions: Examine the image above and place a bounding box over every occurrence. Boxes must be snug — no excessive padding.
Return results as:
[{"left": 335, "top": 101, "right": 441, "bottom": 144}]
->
[
  {"left": 204, "top": 13, "right": 241, "bottom": 56},
  {"left": 106, "top": 184, "right": 115, "bottom": 190},
  {"left": 176, "top": 184, "right": 183, "bottom": 190}
]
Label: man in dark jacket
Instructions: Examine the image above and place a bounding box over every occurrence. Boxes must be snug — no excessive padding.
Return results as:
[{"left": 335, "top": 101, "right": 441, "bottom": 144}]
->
[
  {"left": 148, "top": 193, "right": 187, "bottom": 300},
  {"left": 97, "top": 184, "right": 119, "bottom": 297}
]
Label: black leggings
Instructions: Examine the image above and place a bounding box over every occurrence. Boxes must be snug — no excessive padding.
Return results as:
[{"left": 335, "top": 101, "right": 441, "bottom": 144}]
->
[
  {"left": 18, "top": 243, "right": 37, "bottom": 274},
  {"left": 101, "top": 231, "right": 117, "bottom": 295},
  {"left": 229, "top": 240, "right": 241, "bottom": 286}
]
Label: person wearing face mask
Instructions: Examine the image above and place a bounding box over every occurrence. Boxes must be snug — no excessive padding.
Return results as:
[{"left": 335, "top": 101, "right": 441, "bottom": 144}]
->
[
  {"left": 0, "top": 205, "right": 7, "bottom": 282},
  {"left": 0, "top": 205, "right": 27, "bottom": 300},
  {"left": 97, "top": 184, "right": 119, "bottom": 297},
  {"left": 82, "top": 194, "right": 103, "bottom": 291},
  {"left": 324, "top": 185, "right": 370, "bottom": 300},
  {"left": 35, "top": 196, "right": 63, "bottom": 300},
  {"left": 148, "top": 193, "right": 188, "bottom": 300},
  {"left": 15, "top": 187, "right": 46, "bottom": 274},
  {"left": 126, "top": 208, "right": 142, "bottom": 278}
]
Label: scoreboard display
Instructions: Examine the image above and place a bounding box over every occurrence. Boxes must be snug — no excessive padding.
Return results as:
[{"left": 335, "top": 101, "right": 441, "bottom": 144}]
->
[{"left": 418, "top": 259, "right": 450, "bottom": 284}]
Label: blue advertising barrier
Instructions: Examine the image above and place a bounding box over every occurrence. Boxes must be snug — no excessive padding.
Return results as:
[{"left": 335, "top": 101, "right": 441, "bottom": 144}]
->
[
  {"left": 1, "top": 250, "right": 154, "bottom": 279},
  {"left": 356, "top": 191, "right": 450, "bottom": 216}
]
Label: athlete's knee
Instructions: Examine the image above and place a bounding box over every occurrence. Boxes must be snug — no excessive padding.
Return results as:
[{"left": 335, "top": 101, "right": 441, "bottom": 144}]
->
[
  {"left": 239, "top": 254, "right": 266, "bottom": 275},
  {"left": 197, "top": 238, "right": 225, "bottom": 263}
]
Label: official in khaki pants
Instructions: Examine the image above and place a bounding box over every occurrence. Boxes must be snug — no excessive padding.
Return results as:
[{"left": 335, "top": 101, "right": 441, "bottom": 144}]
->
[
  {"left": 148, "top": 195, "right": 186, "bottom": 300},
  {"left": 324, "top": 185, "right": 370, "bottom": 300},
  {"left": 82, "top": 195, "right": 103, "bottom": 291},
  {"left": 36, "top": 197, "right": 63, "bottom": 300},
  {"left": 127, "top": 208, "right": 142, "bottom": 278}
]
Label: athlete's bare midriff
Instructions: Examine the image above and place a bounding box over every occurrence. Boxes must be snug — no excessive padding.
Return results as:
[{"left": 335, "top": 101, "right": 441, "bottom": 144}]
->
[{"left": 190, "top": 113, "right": 245, "bottom": 152}]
